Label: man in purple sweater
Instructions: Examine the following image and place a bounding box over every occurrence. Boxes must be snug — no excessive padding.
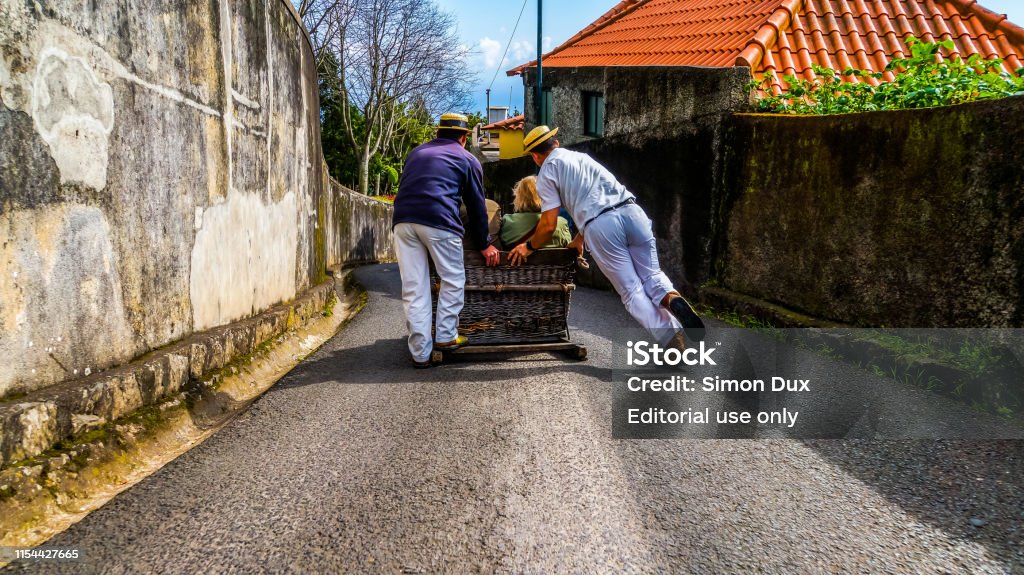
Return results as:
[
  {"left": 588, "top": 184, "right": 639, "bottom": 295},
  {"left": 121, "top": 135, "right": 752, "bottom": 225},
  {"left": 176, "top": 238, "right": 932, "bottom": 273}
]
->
[{"left": 392, "top": 113, "right": 500, "bottom": 368}]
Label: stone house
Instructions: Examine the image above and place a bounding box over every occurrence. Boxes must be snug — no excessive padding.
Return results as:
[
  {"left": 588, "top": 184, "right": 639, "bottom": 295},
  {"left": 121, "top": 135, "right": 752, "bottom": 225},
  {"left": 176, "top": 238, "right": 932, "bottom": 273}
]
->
[{"left": 507, "top": 0, "right": 1024, "bottom": 145}]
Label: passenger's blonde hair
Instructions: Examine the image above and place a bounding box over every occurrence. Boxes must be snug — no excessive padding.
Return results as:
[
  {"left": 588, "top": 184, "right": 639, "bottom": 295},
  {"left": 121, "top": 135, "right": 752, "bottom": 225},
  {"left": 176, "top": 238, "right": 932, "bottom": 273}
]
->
[{"left": 512, "top": 176, "right": 542, "bottom": 213}]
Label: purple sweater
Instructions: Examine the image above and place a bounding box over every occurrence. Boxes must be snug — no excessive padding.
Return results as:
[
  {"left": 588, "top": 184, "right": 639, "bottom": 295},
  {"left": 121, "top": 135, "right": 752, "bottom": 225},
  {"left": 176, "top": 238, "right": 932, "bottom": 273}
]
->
[{"left": 392, "top": 138, "right": 491, "bottom": 248}]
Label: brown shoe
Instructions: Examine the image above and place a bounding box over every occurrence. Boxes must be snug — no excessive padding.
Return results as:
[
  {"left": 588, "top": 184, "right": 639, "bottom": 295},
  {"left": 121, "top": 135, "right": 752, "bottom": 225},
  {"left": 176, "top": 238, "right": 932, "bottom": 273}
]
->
[
  {"left": 412, "top": 355, "right": 436, "bottom": 369},
  {"left": 668, "top": 331, "right": 687, "bottom": 352},
  {"left": 434, "top": 335, "right": 468, "bottom": 351}
]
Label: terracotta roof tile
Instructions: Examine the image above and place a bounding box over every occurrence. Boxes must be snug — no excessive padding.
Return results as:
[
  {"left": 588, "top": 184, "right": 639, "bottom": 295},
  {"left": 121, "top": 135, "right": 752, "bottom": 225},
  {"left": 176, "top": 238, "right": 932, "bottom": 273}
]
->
[
  {"left": 481, "top": 115, "right": 525, "bottom": 131},
  {"left": 507, "top": 0, "right": 1024, "bottom": 93}
]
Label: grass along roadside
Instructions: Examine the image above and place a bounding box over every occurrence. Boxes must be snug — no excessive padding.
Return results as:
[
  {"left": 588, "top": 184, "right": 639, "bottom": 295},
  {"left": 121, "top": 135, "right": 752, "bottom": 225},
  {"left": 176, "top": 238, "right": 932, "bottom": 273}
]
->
[
  {"left": 697, "top": 305, "right": 1024, "bottom": 421},
  {"left": 0, "top": 276, "right": 367, "bottom": 554}
]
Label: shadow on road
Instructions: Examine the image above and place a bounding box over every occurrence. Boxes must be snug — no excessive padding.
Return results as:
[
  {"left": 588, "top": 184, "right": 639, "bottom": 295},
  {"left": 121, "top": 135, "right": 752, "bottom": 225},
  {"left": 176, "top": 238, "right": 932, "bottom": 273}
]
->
[
  {"left": 271, "top": 337, "right": 611, "bottom": 390},
  {"left": 805, "top": 439, "right": 1024, "bottom": 563},
  {"left": 322, "top": 264, "right": 1024, "bottom": 568}
]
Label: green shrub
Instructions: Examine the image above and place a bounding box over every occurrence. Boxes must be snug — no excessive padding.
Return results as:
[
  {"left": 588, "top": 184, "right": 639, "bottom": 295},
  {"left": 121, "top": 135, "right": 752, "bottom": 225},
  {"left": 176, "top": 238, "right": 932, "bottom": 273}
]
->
[{"left": 750, "top": 38, "right": 1024, "bottom": 115}]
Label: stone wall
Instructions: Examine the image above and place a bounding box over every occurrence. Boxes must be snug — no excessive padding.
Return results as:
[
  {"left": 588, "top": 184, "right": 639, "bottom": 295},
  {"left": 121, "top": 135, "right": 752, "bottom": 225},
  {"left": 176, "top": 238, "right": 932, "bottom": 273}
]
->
[
  {"left": 493, "top": 76, "right": 1024, "bottom": 327},
  {"left": 0, "top": 0, "right": 394, "bottom": 398},
  {"left": 520, "top": 66, "right": 752, "bottom": 146},
  {"left": 717, "top": 96, "right": 1024, "bottom": 327}
]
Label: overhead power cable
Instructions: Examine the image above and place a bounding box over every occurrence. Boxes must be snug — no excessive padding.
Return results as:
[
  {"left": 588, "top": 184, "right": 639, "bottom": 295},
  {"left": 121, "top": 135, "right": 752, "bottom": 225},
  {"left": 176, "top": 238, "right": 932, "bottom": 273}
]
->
[{"left": 488, "top": 0, "right": 530, "bottom": 92}]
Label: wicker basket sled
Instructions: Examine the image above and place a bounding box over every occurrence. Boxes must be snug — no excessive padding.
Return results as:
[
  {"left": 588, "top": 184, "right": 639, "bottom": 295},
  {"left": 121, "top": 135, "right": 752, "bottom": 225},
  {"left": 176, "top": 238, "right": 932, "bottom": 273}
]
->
[{"left": 430, "top": 248, "right": 587, "bottom": 363}]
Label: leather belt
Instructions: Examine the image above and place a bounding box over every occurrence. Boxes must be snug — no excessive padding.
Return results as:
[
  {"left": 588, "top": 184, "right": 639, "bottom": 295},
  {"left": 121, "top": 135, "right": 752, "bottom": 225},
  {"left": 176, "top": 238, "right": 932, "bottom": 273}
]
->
[{"left": 584, "top": 197, "right": 636, "bottom": 228}]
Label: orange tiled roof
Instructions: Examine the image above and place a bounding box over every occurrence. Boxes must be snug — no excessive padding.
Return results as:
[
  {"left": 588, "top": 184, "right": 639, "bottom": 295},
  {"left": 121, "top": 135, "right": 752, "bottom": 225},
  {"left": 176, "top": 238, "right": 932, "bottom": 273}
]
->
[
  {"left": 481, "top": 115, "right": 525, "bottom": 130},
  {"left": 507, "top": 0, "right": 1024, "bottom": 93}
]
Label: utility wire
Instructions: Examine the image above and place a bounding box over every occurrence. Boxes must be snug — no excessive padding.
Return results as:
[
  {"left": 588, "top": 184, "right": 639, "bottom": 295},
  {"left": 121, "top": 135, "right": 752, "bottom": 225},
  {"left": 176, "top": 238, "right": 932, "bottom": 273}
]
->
[{"left": 488, "top": 0, "right": 530, "bottom": 92}]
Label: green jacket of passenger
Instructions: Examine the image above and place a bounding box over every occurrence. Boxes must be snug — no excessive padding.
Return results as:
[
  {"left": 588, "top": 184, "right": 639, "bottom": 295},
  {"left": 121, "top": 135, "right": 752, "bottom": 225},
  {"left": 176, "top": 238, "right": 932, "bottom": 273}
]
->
[
  {"left": 500, "top": 175, "right": 572, "bottom": 249},
  {"left": 500, "top": 213, "right": 571, "bottom": 249}
]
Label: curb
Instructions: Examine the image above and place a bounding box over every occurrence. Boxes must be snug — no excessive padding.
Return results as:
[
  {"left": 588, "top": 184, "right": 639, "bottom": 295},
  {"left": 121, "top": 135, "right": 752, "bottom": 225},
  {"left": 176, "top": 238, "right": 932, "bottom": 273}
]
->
[
  {"left": 0, "top": 283, "right": 335, "bottom": 469},
  {"left": 699, "top": 286, "right": 846, "bottom": 328},
  {"left": 0, "top": 271, "right": 366, "bottom": 548}
]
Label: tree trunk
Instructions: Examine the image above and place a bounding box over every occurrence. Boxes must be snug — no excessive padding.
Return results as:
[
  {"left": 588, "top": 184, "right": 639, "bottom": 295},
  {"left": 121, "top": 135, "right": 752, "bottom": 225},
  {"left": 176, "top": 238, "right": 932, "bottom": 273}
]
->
[{"left": 358, "top": 148, "right": 371, "bottom": 195}]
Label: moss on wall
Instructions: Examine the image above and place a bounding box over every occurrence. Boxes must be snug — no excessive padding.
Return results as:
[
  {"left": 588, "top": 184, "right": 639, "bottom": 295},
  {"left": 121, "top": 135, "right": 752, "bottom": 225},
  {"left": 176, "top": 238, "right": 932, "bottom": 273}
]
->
[
  {"left": 0, "top": 0, "right": 394, "bottom": 397},
  {"left": 490, "top": 84, "right": 1024, "bottom": 328},
  {"left": 718, "top": 96, "right": 1024, "bottom": 327}
]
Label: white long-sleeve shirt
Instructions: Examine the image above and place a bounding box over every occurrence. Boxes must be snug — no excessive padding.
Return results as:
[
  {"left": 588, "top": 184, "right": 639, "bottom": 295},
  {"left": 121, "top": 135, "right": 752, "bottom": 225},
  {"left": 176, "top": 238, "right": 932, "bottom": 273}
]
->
[{"left": 535, "top": 147, "right": 635, "bottom": 233}]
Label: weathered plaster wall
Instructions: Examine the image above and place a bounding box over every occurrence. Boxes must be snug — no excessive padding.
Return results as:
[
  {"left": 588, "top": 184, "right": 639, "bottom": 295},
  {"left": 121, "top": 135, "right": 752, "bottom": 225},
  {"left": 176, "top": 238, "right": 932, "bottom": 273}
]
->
[
  {"left": 324, "top": 178, "right": 395, "bottom": 267},
  {"left": 0, "top": 0, "right": 393, "bottom": 397},
  {"left": 718, "top": 96, "right": 1024, "bottom": 327}
]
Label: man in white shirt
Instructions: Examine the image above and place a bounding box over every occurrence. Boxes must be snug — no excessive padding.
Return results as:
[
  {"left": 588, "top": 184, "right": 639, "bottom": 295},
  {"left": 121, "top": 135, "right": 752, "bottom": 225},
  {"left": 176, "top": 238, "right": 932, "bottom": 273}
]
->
[{"left": 508, "top": 126, "right": 703, "bottom": 343}]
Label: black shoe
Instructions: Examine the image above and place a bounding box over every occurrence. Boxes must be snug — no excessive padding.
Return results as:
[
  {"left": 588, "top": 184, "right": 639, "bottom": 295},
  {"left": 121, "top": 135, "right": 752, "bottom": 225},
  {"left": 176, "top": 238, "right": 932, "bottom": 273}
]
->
[{"left": 668, "top": 296, "right": 706, "bottom": 341}]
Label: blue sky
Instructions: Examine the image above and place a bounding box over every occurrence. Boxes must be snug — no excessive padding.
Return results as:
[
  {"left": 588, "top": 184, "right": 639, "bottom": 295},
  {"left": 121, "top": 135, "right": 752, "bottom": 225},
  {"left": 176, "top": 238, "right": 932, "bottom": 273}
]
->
[
  {"left": 439, "top": 0, "right": 1024, "bottom": 117},
  {"left": 435, "top": 0, "right": 615, "bottom": 115}
]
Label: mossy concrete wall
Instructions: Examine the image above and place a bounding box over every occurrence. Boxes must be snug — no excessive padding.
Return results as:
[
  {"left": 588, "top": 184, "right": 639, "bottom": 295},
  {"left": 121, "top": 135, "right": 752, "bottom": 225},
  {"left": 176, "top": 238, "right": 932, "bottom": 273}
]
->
[
  {"left": 491, "top": 81, "right": 1023, "bottom": 327},
  {"left": 0, "top": 0, "right": 393, "bottom": 398},
  {"left": 718, "top": 96, "right": 1024, "bottom": 327},
  {"left": 325, "top": 178, "right": 395, "bottom": 267}
]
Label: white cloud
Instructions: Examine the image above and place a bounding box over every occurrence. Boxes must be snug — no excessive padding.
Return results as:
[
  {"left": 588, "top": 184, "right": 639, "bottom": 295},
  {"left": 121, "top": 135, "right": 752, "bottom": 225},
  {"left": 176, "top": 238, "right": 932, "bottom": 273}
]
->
[
  {"left": 509, "top": 40, "right": 534, "bottom": 63},
  {"left": 502, "top": 37, "right": 551, "bottom": 65},
  {"left": 478, "top": 37, "right": 503, "bottom": 70},
  {"left": 474, "top": 36, "right": 541, "bottom": 75}
]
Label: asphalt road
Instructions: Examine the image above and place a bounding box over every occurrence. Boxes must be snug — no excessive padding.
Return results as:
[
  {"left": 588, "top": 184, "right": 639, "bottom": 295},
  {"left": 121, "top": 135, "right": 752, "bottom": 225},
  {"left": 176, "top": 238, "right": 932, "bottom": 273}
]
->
[{"left": 11, "top": 264, "right": 1023, "bottom": 574}]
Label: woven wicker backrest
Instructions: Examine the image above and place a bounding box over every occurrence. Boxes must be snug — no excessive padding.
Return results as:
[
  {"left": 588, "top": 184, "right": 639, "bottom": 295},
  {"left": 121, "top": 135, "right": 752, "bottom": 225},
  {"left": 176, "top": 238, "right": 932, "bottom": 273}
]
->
[{"left": 430, "top": 249, "right": 578, "bottom": 344}]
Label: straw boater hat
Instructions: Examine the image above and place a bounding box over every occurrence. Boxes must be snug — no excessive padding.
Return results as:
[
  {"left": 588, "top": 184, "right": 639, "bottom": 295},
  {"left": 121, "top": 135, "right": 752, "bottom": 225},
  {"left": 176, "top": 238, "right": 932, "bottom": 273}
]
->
[
  {"left": 438, "top": 113, "right": 472, "bottom": 133},
  {"left": 523, "top": 125, "right": 559, "bottom": 153}
]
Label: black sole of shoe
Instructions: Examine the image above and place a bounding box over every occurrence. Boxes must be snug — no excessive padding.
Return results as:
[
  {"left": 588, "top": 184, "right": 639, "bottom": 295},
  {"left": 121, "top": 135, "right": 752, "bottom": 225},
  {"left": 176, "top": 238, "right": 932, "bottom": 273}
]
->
[{"left": 670, "top": 297, "right": 706, "bottom": 341}]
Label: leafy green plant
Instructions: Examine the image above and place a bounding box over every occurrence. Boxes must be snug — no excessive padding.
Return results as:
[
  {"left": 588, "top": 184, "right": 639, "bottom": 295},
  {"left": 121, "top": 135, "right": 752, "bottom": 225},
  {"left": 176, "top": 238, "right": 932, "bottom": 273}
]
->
[
  {"left": 749, "top": 37, "right": 1024, "bottom": 114},
  {"left": 695, "top": 305, "right": 778, "bottom": 331},
  {"left": 369, "top": 155, "right": 401, "bottom": 195}
]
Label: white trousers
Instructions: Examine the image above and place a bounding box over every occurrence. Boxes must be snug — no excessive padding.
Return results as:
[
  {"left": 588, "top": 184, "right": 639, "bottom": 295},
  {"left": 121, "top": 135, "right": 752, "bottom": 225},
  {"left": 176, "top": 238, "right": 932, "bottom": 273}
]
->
[
  {"left": 394, "top": 223, "right": 465, "bottom": 362},
  {"left": 584, "top": 203, "right": 681, "bottom": 343}
]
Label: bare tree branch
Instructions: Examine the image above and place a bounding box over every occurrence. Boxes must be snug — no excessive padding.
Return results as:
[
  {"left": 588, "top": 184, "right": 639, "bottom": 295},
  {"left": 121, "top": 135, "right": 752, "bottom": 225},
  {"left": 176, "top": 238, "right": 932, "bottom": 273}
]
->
[{"left": 298, "top": 0, "right": 473, "bottom": 194}]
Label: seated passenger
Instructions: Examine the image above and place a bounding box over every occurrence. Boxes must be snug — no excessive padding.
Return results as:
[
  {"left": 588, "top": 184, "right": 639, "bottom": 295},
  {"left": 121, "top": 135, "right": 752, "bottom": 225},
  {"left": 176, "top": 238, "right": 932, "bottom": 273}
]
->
[
  {"left": 459, "top": 198, "right": 502, "bottom": 251},
  {"left": 500, "top": 176, "right": 572, "bottom": 249}
]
